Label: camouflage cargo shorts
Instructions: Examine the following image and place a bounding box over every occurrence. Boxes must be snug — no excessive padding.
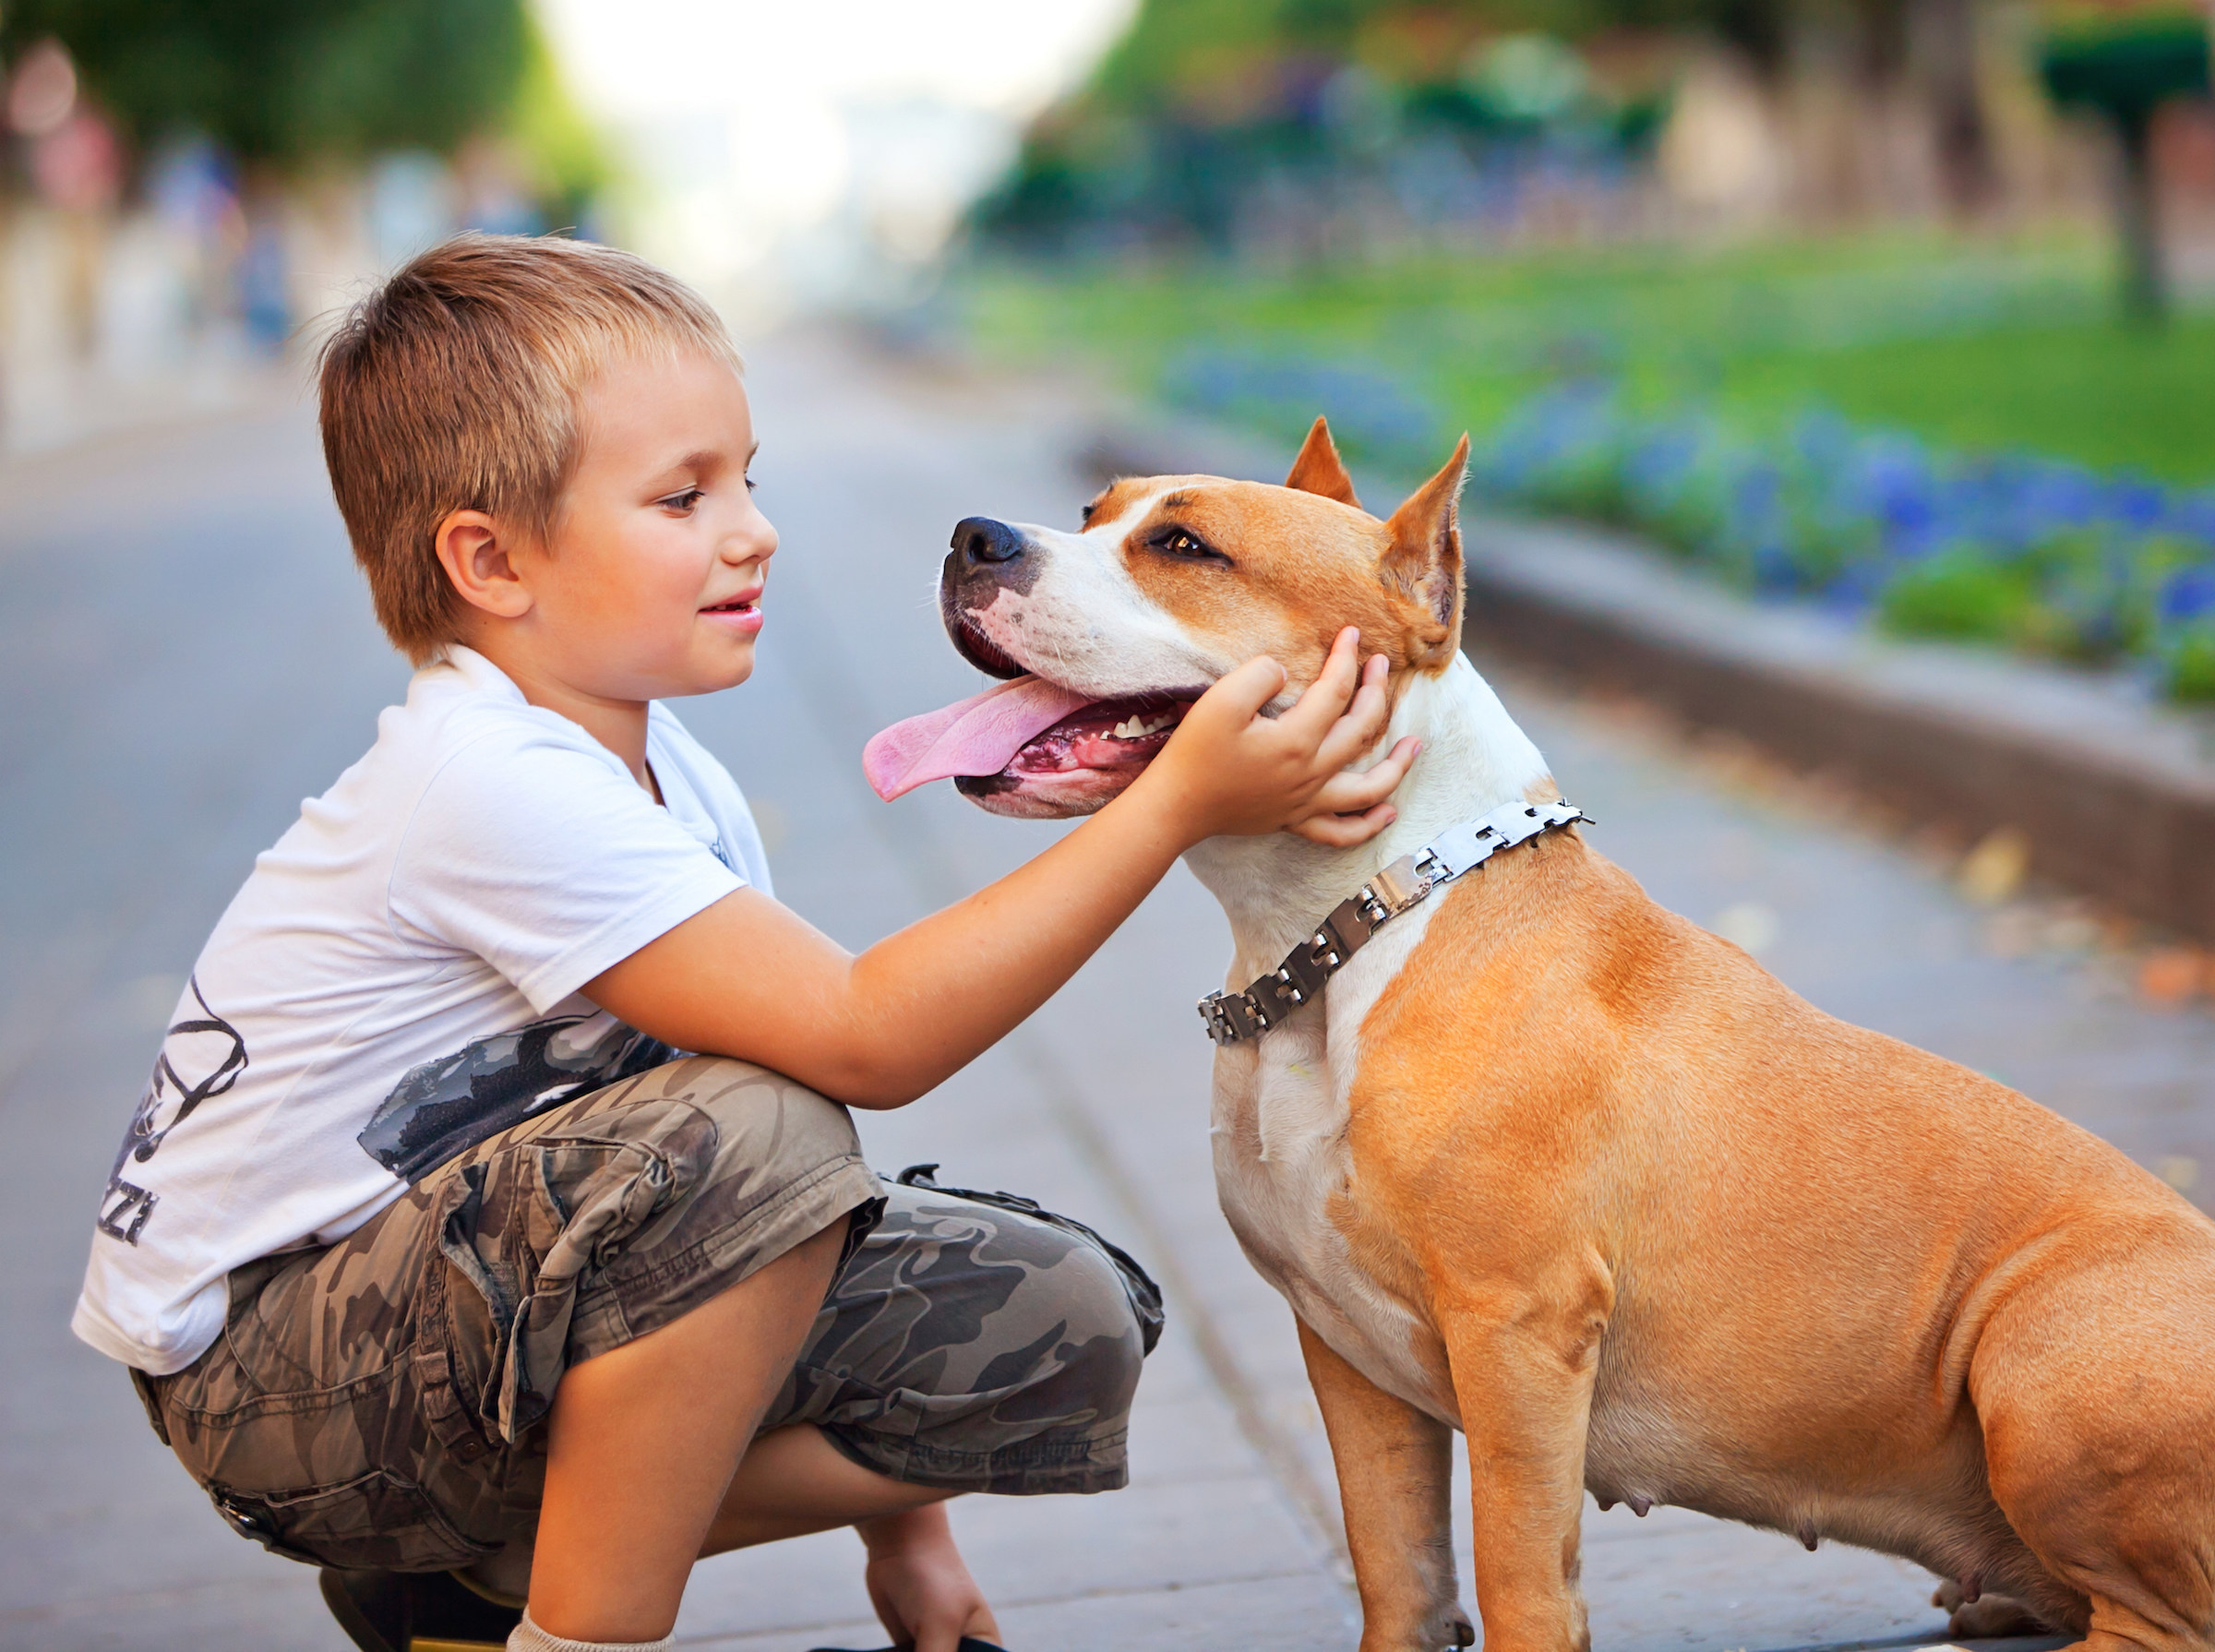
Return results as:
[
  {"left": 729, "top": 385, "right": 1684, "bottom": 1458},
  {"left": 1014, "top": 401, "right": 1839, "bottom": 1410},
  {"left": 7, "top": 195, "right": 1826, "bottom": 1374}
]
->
[{"left": 132, "top": 1057, "right": 1152, "bottom": 1573}]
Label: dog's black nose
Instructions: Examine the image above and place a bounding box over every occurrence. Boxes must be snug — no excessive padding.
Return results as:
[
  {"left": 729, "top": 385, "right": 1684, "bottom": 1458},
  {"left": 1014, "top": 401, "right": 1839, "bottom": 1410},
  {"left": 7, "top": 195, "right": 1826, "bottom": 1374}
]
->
[{"left": 952, "top": 517, "right": 1024, "bottom": 566}]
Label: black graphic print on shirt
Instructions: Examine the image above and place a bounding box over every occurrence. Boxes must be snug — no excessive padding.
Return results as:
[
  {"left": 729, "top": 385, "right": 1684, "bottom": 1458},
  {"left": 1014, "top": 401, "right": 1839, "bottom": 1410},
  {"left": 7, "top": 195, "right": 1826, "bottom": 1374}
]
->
[
  {"left": 357, "top": 1011, "right": 673, "bottom": 1182},
  {"left": 100, "top": 976, "right": 247, "bottom": 1245}
]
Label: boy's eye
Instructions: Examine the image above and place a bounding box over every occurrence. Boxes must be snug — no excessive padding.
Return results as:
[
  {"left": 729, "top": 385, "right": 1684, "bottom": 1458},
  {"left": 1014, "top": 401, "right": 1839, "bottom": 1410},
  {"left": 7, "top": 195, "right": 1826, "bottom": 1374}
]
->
[
  {"left": 744, "top": 473, "right": 757, "bottom": 493},
  {"left": 658, "top": 487, "right": 705, "bottom": 512}
]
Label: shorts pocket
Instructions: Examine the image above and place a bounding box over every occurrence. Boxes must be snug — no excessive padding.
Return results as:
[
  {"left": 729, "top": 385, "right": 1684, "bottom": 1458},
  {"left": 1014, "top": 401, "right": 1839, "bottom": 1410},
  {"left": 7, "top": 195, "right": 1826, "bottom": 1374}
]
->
[{"left": 207, "top": 1469, "right": 496, "bottom": 1572}]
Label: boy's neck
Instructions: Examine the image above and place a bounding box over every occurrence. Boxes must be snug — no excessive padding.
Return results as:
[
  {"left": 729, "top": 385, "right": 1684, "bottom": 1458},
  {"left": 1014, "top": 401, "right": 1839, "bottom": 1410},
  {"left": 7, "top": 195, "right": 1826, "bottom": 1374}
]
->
[{"left": 466, "top": 637, "right": 657, "bottom": 796}]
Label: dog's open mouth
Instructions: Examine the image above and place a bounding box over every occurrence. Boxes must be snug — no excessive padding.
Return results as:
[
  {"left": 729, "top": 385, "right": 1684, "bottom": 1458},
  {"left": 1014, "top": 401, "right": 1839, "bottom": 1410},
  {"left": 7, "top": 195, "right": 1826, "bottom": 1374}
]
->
[
  {"left": 965, "top": 691, "right": 1191, "bottom": 803},
  {"left": 864, "top": 676, "right": 1196, "bottom": 816}
]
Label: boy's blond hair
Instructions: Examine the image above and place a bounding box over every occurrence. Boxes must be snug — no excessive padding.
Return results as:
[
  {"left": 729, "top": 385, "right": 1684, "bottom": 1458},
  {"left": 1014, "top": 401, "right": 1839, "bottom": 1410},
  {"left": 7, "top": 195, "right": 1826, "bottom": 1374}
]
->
[{"left": 318, "top": 233, "right": 742, "bottom": 664}]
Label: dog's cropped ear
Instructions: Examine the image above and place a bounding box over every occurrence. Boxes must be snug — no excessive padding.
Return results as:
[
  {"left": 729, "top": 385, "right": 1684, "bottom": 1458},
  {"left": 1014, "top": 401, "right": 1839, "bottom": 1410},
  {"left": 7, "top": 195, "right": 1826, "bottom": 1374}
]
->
[
  {"left": 1284, "top": 416, "right": 1361, "bottom": 509},
  {"left": 1381, "top": 435, "right": 1469, "bottom": 668}
]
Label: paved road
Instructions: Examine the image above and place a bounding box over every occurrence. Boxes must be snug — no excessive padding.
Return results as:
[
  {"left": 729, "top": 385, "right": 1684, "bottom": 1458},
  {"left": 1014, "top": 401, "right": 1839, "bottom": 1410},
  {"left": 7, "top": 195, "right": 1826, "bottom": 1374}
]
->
[{"left": 3, "top": 328, "right": 2210, "bottom": 1650}]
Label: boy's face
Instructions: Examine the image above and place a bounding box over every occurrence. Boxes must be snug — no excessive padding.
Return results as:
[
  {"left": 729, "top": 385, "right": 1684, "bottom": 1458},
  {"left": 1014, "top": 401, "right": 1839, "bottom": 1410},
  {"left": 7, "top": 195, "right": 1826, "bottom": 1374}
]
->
[{"left": 525, "top": 350, "right": 775, "bottom": 700}]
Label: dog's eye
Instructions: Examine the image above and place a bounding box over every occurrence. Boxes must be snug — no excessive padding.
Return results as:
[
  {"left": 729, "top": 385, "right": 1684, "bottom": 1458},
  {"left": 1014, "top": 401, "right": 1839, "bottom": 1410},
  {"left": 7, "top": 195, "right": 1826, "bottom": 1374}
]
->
[
  {"left": 1080, "top": 501, "right": 1097, "bottom": 525},
  {"left": 1153, "top": 527, "right": 1228, "bottom": 567}
]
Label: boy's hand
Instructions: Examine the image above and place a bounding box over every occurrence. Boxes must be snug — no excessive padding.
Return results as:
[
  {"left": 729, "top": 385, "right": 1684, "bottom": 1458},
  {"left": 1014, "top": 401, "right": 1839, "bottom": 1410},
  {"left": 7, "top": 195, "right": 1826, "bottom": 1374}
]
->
[
  {"left": 856, "top": 1503, "right": 1001, "bottom": 1652},
  {"left": 1138, "top": 626, "right": 1419, "bottom": 848}
]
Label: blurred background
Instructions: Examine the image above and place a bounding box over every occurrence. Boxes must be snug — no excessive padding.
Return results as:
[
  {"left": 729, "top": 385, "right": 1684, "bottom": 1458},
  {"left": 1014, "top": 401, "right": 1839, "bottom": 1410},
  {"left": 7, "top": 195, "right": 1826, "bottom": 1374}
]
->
[
  {"left": 10, "top": 0, "right": 2215, "bottom": 689},
  {"left": 8, "top": 2, "right": 2215, "bottom": 1646}
]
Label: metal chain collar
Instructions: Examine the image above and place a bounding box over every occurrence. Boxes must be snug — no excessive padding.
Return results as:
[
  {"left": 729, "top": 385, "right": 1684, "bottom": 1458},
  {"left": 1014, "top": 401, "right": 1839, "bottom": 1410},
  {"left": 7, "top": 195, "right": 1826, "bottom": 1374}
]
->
[{"left": 1197, "top": 799, "right": 1587, "bottom": 1046}]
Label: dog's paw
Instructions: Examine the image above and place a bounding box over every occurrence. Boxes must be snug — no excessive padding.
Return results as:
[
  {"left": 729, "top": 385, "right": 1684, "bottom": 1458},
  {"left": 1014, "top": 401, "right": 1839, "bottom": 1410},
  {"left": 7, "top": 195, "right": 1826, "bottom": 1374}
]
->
[
  {"left": 1401, "top": 1603, "right": 1476, "bottom": 1650},
  {"left": 1930, "top": 1585, "right": 2050, "bottom": 1640}
]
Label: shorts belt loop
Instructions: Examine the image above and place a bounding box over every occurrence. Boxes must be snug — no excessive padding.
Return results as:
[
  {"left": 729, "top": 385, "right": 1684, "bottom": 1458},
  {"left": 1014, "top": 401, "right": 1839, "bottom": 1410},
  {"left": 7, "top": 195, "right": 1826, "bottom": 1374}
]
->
[
  {"left": 413, "top": 1261, "right": 492, "bottom": 1464},
  {"left": 415, "top": 1343, "right": 492, "bottom": 1464}
]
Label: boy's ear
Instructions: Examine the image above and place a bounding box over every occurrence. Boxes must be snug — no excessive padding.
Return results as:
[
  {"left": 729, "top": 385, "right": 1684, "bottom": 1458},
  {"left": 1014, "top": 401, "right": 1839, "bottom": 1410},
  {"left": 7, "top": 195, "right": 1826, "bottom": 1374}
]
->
[
  {"left": 1283, "top": 415, "right": 1361, "bottom": 509},
  {"left": 435, "top": 509, "right": 533, "bottom": 622},
  {"left": 1380, "top": 435, "right": 1468, "bottom": 669}
]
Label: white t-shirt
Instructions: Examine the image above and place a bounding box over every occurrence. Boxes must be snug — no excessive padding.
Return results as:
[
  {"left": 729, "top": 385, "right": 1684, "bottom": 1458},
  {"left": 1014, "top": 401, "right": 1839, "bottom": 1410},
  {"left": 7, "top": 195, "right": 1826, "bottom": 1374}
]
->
[{"left": 73, "top": 647, "right": 769, "bottom": 1375}]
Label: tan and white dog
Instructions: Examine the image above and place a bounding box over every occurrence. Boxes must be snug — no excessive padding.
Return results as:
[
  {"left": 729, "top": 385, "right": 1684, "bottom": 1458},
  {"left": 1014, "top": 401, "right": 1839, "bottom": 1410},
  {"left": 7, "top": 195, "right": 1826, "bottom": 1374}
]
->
[{"left": 864, "top": 419, "right": 2215, "bottom": 1652}]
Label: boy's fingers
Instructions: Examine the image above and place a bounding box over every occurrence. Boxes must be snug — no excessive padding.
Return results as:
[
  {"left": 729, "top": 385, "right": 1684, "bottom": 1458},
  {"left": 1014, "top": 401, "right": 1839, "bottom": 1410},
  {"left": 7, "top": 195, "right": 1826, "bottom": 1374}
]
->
[
  {"left": 1288, "top": 802, "right": 1396, "bottom": 845},
  {"left": 1312, "top": 658, "right": 1396, "bottom": 770},
  {"left": 1308, "top": 737, "right": 1419, "bottom": 816},
  {"left": 1196, "top": 653, "right": 1289, "bottom": 726},
  {"left": 1279, "top": 628, "right": 1363, "bottom": 742}
]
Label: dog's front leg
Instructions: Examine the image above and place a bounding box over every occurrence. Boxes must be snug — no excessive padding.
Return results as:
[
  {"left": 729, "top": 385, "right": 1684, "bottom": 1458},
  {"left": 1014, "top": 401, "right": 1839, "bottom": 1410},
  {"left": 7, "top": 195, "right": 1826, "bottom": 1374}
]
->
[
  {"left": 1439, "top": 1276, "right": 1610, "bottom": 1652},
  {"left": 1298, "top": 1318, "right": 1472, "bottom": 1651}
]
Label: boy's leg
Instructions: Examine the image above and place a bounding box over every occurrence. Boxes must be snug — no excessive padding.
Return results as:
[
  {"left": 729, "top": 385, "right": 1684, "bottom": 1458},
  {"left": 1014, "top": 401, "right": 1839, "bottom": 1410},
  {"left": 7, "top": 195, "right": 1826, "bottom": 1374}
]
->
[
  {"left": 527, "top": 1218, "right": 848, "bottom": 1642},
  {"left": 142, "top": 1058, "right": 884, "bottom": 1634},
  {"left": 673, "top": 1182, "right": 1150, "bottom": 1652},
  {"left": 706, "top": 1427, "right": 1003, "bottom": 1649}
]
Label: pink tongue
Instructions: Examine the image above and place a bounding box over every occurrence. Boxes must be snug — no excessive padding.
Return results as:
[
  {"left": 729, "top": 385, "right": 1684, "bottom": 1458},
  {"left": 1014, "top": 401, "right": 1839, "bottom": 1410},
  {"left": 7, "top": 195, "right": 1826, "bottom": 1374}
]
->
[{"left": 864, "top": 676, "right": 1095, "bottom": 801}]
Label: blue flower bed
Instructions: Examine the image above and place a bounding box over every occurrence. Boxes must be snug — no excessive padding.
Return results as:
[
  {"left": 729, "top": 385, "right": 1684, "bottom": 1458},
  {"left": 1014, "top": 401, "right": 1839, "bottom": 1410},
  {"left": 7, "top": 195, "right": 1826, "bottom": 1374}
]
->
[{"left": 1163, "top": 347, "right": 2215, "bottom": 701}]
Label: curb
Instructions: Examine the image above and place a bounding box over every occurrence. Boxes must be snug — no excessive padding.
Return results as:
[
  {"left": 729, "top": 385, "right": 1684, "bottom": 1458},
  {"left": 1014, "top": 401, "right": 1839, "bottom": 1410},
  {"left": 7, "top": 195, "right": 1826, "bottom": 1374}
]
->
[{"left": 1081, "top": 421, "right": 2215, "bottom": 946}]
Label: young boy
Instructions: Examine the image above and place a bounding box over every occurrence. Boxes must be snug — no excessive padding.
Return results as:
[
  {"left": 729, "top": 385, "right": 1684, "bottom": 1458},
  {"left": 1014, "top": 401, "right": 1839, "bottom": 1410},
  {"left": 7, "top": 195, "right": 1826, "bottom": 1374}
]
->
[{"left": 72, "top": 234, "right": 1417, "bottom": 1652}]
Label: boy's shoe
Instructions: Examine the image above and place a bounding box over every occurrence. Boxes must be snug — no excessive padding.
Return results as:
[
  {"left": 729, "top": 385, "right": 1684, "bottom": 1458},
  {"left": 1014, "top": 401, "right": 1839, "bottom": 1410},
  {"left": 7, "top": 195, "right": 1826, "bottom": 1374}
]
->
[
  {"left": 808, "top": 1643, "right": 1008, "bottom": 1652},
  {"left": 319, "top": 1567, "right": 524, "bottom": 1652}
]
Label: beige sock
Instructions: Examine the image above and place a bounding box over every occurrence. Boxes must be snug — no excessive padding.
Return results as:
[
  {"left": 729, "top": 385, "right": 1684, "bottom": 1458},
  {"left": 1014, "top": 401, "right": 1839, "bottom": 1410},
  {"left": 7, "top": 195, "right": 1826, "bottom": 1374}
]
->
[{"left": 506, "top": 1608, "right": 674, "bottom": 1652}]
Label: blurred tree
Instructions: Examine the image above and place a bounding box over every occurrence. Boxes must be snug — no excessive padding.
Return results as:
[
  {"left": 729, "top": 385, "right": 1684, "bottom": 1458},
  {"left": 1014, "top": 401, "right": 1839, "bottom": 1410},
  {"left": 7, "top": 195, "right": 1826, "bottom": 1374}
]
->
[
  {"left": 0, "top": 0, "right": 531, "bottom": 165},
  {"left": 2039, "top": 3, "right": 2211, "bottom": 320}
]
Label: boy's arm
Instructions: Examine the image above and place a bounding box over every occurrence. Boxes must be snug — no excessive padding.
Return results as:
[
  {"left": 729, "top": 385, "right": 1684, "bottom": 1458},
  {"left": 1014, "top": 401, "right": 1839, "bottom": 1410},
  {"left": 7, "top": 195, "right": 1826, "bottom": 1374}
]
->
[{"left": 585, "top": 630, "right": 1418, "bottom": 1107}]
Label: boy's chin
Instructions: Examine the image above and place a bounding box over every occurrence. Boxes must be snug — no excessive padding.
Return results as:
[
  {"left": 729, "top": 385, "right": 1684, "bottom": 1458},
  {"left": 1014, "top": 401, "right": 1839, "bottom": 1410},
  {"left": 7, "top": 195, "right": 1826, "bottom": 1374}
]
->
[{"left": 679, "top": 638, "right": 758, "bottom": 695}]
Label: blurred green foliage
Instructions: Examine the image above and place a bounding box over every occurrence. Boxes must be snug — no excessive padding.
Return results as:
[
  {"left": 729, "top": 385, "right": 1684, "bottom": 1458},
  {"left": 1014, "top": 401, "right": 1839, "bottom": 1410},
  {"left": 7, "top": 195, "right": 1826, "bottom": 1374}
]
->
[
  {"left": 980, "top": 0, "right": 1789, "bottom": 248},
  {"left": 1088, "top": 0, "right": 1780, "bottom": 105},
  {"left": 2167, "top": 628, "right": 2215, "bottom": 699},
  {"left": 1879, "top": 532, "right": 2207, "bottom": 666},
  {"left": 0, "top": 0, "right": 599, "bottom": 179},
  {"left": 1878, "top": 552, "right": 2053, "bottom": 648}
]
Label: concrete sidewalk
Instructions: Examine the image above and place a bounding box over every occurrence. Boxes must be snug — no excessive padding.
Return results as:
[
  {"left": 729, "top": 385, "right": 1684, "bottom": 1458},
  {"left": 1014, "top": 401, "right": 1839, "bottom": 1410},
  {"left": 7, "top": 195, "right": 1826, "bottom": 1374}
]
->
[{"left": 3, "top": 327, "right": 2208, "bottom": 1649}]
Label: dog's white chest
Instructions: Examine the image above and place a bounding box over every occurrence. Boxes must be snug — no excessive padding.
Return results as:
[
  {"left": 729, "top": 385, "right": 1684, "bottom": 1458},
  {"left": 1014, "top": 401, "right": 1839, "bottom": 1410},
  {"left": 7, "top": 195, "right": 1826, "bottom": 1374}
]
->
[{"left": 1206, "top": 915, "right": 1458, "bottom": 1426}]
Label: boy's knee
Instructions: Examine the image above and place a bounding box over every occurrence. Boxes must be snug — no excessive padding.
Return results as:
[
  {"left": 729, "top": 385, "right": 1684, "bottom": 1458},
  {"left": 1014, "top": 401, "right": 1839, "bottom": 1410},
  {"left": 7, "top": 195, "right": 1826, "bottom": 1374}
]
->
[{"left": 987, "top": 1219, "right": 1148, "bottom": 1418}]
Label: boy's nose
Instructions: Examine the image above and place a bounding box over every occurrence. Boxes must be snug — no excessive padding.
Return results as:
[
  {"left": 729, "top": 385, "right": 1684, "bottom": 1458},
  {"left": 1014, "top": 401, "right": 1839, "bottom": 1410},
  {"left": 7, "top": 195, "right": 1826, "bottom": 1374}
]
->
[{"left": 952, "top": 517, "right": 1025, "bottom": 566}]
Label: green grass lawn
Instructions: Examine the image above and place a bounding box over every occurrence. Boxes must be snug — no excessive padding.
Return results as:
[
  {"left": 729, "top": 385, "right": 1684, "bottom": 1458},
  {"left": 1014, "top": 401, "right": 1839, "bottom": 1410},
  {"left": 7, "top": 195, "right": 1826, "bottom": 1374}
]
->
[
  {"left": 1716, "top": 320, "right": 2215, "bottom": 479},
  {"left": 956, "top": 232, "right": 2215, "bottom": 483}
]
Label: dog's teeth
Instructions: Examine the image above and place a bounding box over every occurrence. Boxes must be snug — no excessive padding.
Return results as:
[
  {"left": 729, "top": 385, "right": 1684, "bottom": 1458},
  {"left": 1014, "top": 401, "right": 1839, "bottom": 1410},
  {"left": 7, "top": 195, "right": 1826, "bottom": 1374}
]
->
[{"left": 1109, "top": 712, "right": 1178, "bottom": 741}]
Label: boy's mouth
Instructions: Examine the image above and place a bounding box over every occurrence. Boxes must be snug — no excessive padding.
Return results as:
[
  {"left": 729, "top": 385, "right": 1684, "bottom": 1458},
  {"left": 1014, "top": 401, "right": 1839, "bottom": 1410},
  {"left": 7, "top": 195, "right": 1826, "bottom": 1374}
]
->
[{"left": 700, "top": 586, "right": 764, "bottom": 631}]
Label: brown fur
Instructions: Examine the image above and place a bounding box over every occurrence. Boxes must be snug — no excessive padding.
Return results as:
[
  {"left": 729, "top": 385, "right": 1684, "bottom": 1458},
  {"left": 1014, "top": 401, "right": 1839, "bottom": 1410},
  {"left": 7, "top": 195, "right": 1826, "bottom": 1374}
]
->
[{"left": 1332, "top": 829, "right": 2215, "bottom": 1651}]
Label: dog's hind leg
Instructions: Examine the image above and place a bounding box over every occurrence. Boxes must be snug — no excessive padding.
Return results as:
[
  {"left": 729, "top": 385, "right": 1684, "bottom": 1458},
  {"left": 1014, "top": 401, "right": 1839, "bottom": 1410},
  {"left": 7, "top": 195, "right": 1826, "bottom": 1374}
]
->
[
  {"left": 1298, "top": 1320, "right": 1472, "bottom": 1652},
  {"left": 1970, "top": 1226, "right": 2215, "bottom": 1652}
]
